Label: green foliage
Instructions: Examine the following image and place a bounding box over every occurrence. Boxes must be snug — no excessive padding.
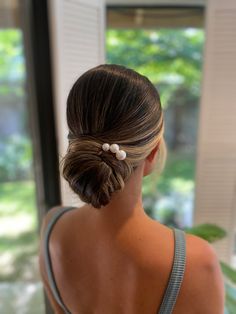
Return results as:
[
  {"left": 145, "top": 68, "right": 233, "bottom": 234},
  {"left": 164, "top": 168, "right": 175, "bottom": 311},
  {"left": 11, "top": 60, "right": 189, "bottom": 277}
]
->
[
  {"left": 0, "top": 181, "right": 36, "bottom": 215},
  {"left": 0, "top": 135, "right": 33, "bottom": 182},
  {"left": 106, "top": 28, "right": 204, "bottom": 108},
  {"left": 0, "top": 181, "right": 38, "bottom": 281},
  {"left": 220, "top": 262, "right": 236, "bottom": 285},
  {"left": 143, "top": 152, "right": 195, "bottom": 196},
  {"left": 107, "top": 27, "right": 202, "bottom": 225},
  {"left": 142, "top": 151, "right": 195, "bottom": 226},
  {"left": 184, "top": 223, "right": 227, "bottom": 243},
  {"left": 0, "top": 29, "right": 24, "bottom": 82},
  {"left": 0, "top": 29, "right": 30, "bottom": 182}
]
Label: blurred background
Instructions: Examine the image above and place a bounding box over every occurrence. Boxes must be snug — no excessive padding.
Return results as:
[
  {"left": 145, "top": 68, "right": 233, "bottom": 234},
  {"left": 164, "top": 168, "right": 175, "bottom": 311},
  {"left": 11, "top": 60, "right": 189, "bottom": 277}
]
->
[{"left": 0, "top": 0, "right": 235, "bottom": 313}]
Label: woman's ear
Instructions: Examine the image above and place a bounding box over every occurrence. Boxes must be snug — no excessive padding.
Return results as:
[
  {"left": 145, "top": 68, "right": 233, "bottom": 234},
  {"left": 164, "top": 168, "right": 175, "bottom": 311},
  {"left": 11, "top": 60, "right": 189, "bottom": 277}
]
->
[{"left": 143, "top": 142, "right": 160, "bottom": 177}]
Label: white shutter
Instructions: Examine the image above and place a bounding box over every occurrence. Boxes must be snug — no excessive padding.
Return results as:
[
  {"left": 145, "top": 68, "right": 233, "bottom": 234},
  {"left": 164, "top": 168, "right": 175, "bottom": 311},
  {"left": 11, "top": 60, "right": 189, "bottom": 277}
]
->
[
  {"left": 194, "top": 0, "right": 236, "bottom": 264},
  {"left": 48, "top": 0, "right": 105, "bottom": 205}
]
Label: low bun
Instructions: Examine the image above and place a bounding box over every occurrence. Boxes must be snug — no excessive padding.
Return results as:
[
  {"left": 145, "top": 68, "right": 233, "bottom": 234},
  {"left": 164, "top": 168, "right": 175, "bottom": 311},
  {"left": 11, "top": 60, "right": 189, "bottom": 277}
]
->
[
  {"left": 63, "top": 64, "right": 164, "bottom": 209},
  {"left": 61, "top": 137, "right": 133, "bottom": 208}
]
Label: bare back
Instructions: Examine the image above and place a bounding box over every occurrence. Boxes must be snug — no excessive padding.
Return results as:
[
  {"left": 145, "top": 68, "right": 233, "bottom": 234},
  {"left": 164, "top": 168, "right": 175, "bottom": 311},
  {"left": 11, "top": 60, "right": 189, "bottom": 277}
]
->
[{"left": 39, "top": 206, "right": 225, "bottom": 314}]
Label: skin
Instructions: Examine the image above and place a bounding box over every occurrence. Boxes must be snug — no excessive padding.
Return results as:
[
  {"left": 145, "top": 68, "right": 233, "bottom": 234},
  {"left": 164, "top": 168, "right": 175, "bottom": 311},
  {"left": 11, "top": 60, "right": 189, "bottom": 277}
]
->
[{"left": 39, "top": 143, "right": 225, "bottom": 314}]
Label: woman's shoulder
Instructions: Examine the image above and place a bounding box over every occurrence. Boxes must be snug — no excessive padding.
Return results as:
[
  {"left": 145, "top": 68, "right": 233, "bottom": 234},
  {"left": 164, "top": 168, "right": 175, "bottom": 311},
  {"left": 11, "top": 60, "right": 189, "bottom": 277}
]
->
[
  {"left": 40, "top": 206, "right": 62, "bottom": 236},
  {"left": 185, "top": 232, "right": 220, "bottom": 268},
  {"left": 153, "top": 224, "right": 225, "bottom": 313},
  {"left": 38, "top": 205, "right": 82, "bottom": 263},
  {"left": 182, "top": 232, "right": 225, "bottom": 313},
  {"left": 38, "top": 205, "right": 82, "bottom": 277},
  {"left": 39, "top": 205, "right": 86, "bottom": 237}
]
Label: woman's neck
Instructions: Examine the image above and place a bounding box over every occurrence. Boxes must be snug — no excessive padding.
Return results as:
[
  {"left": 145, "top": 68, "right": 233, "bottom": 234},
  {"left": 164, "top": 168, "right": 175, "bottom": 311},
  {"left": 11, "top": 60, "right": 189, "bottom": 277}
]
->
[{"left": 89, "top": 162, "right": 150, "bottom": 231}]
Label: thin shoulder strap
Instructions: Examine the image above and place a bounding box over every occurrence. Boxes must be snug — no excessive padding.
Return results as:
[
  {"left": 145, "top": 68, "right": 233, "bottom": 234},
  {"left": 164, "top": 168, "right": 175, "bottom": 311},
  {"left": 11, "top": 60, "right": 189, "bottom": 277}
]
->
[
  {"left": 158, "top": 228, "right": 186, "bottom": 314},
  {"left": 44, "top": 206, "right": 76, "bottom": 314}
]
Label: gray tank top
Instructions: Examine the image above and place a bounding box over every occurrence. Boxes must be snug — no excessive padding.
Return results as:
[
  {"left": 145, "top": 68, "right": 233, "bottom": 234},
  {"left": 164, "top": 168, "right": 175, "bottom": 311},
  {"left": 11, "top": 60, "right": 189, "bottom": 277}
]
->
[{"left": 44, "top": 206, "right": 186, "bottom": 314}]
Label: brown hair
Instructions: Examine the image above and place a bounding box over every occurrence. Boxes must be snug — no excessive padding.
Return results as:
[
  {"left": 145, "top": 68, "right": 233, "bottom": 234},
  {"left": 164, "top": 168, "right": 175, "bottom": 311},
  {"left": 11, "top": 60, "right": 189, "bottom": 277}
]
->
[{"left": 61, "top": 64, "right": 165, "bottom": 209}]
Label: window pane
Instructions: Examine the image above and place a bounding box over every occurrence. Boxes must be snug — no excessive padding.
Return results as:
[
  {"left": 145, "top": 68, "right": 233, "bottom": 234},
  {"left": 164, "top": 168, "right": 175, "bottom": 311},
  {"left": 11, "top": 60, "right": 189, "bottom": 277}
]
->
[
  {"left": 0, "top": 1, "right": 44, "bottom": 313},
  {"left": 106, "top": 22, "right": 204, "bottom": 229}
]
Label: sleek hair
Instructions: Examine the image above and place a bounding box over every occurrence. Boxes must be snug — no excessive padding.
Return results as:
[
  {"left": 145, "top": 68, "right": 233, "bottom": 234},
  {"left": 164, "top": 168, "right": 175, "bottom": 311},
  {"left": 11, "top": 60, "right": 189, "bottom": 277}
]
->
[{"left": 62, "top": 64, "right": 165, "bottom": 209}]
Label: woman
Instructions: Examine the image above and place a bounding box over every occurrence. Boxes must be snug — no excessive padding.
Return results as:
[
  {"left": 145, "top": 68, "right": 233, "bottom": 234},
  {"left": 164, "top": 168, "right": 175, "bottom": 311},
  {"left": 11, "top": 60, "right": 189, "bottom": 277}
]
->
[{"left": 39, "top": 64, "right": 225, "bottom": 314}]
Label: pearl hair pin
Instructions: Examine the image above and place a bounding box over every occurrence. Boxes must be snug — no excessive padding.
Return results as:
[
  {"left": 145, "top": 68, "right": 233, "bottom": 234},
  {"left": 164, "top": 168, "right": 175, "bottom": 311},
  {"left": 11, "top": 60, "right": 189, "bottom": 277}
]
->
[{"left": 102, "top": 143, "right": 127, "bottom": 160}]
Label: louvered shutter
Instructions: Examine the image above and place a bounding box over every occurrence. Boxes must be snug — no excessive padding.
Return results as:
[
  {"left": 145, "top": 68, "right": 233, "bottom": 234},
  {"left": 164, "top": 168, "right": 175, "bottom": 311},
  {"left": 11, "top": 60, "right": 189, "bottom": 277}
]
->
[
  {"left": 194, "top": 0, "right": 236, "bottom": 264},
  {"left": 48, "top": 0, "right": 105, "bottom": 205}
]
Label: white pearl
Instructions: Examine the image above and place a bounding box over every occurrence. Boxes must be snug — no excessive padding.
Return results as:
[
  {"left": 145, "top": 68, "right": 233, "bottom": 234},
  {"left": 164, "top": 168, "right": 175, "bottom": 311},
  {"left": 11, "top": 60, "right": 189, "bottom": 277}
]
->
[
  {"left": 116, "top": 150, "right": 126, "bottom": 160},
  {"left": 110, "top": 143, "right": 120, "bottom": 153},
  {"left": 102, "top": 143, "right": 110, "bottom": 151}
]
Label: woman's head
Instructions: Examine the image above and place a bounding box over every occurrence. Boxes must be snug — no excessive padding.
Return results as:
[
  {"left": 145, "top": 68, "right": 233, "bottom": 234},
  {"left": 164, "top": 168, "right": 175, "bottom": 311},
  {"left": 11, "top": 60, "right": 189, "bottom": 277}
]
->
[{"left": 62, "top": 64, "right": 165, "bottom": 209}]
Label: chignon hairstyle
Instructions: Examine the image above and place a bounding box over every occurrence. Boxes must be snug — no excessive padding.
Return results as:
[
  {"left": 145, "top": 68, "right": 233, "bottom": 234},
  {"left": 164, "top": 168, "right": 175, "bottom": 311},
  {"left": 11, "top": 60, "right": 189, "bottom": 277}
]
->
[{"left": 62, "top": 64, "right": 165, "bottom": 209}]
